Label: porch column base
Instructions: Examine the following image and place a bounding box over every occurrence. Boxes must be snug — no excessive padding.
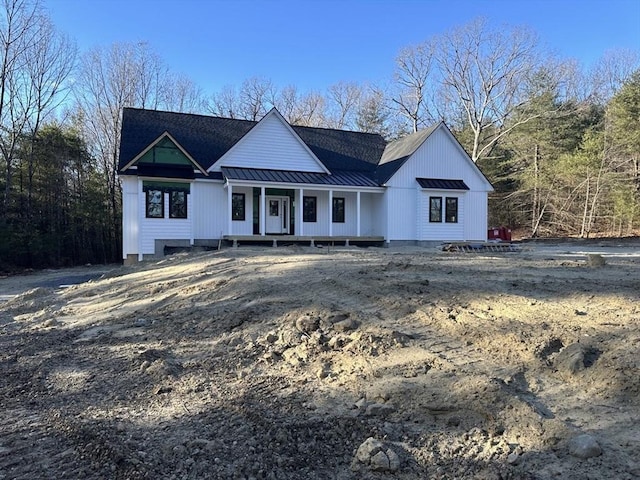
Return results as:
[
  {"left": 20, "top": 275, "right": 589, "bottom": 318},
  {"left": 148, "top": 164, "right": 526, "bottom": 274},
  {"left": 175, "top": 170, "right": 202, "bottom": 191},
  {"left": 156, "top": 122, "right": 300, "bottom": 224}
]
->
[
  {"left": 233, "top": 239, "right": 238, "bottom": 248},
  {"left": 345, "top": 238, "right": 350, "bottom": 246},
  {"left": 310, "top": 239, "right": 314, "bottom": 247},
  {"left": 273, "top": 239, "right": 277, "bottom": 247}
]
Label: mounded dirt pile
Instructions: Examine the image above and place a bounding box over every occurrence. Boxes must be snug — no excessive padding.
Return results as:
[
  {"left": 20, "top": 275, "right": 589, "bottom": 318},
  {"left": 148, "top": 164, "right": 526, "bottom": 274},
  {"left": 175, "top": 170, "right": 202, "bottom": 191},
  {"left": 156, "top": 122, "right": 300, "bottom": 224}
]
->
[{"left": 1, "top": 245, "right": 638, "bottom": 479}]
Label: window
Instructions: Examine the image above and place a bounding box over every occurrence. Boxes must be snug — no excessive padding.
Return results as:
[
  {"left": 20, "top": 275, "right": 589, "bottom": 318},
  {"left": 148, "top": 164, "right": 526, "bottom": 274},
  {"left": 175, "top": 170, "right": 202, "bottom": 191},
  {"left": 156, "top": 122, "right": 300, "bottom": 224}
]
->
[
  {"left": 232, "top": 193, "right": 245, "bottom": 221},
  {"left": 303, "top": 196, "right": 317, "bottom": 222},
  {"left": 269, "top": 200, "right": 279, "bottom": 216},
  {"left": 429, "top": 196, "right": 442, "bottom": 223},
  {"left": 169, "top": 191, "right": 187, "bottom": 218},
  {"left": 332, "top": 197, "right": 345, "bottom": 223},
  {"left": 146, "top": 189, "right": 164, "bottom": 218},
  {"left": 445, "top": 197, "right": 458, "bottom": 223}
]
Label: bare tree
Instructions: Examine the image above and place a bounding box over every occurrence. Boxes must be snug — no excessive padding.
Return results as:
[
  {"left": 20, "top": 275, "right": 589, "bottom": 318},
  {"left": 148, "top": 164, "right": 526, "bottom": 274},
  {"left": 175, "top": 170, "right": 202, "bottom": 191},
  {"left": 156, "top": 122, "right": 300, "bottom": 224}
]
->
[
  {"left": 436, "top": 18, "right": 543, "bottom": 162},
  {"left": 588, "top": 48, "right": 640, "bottom": 104},
  {"left": 238, "top": 76, "right": 275, "bottom": 121},
  {"left": 74, "top": 41, "right": 181, "bottom": 258},
  {"left": 164, "top": 73, "right": 205, "bottom": 113},
  {"left": 326, "top": 81, "right": 361, "bottom": 129},
  {"left": 207, "top": 84, "right": 240, "bottom": 118},
  {"left": 0, "top": 0, "right": 75, "bottom": 217},
  {"left": 392, "top": 41, "right": 437, "bottom": 133}
]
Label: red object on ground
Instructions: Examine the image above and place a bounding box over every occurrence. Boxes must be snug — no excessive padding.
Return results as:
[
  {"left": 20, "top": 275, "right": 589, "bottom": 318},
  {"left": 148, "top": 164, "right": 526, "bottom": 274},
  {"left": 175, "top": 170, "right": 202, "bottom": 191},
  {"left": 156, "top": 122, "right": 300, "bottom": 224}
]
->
[{"left": 488, "top": 227, "right": 512, "bottom": 242}]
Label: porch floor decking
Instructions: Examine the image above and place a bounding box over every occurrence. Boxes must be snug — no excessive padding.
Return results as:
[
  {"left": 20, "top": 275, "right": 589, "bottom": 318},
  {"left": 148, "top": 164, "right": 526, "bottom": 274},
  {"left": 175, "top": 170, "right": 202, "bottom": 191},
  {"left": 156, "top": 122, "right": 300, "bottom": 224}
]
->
[{"left": 223, "top": 235, "right": 385, "bottom": 247}]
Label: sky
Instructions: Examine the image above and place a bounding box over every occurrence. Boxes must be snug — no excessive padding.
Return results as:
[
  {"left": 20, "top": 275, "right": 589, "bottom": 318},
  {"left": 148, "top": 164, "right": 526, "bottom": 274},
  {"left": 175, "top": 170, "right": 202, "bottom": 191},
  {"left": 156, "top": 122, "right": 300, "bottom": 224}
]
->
[{"left": 46, "top": 0, "right": 640, "bottom": 95}]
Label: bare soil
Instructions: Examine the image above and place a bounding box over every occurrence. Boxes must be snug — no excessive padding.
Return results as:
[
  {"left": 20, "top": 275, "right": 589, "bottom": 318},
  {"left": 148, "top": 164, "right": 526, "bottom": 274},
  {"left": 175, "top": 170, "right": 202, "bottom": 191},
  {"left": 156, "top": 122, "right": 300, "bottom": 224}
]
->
[{"left": 1, "top": 243, "right": 639, "bottom": 479}]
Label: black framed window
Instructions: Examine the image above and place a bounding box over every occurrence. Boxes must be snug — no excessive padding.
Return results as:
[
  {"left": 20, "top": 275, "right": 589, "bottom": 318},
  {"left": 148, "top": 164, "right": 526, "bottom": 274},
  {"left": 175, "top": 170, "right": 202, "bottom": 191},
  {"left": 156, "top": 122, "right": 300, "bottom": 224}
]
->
[
  {"left": 146, "top": 189, "right": 164, "bottom": 218},
  {"left": 445, "top": 197, "right": 458, "bottom": 223},
  {"left": 232, "top": 193, "right": 245, "bottom": 221},
  {"left": 332, "top": 197, "right": 345, "bottom": 223},
  {"left": 303, "top": 196, "right": 316, "bottom": 222},
  {"left": 169, "top": 191, "right": 187, "bottom": 218},
  {"left": 429, "top": 196, "right": 442, "bottom": 223}
]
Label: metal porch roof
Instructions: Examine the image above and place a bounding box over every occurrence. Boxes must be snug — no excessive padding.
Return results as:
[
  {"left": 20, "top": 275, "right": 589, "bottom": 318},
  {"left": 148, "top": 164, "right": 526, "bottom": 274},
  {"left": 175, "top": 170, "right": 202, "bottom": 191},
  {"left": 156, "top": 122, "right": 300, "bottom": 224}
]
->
[
  {"left": 416, "top": 178, "right": 469, "bottom": 190},
  {"left": 222, "top": 167, "right": 380, "bottom": 187}
]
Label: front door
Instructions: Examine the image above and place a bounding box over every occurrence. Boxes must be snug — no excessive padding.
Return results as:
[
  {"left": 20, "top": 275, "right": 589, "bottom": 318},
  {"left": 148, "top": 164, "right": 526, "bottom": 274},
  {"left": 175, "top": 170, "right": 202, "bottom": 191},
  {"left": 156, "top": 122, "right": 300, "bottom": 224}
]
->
[{"left": 266, "top": 196, "right": 289, "bottom": 234}]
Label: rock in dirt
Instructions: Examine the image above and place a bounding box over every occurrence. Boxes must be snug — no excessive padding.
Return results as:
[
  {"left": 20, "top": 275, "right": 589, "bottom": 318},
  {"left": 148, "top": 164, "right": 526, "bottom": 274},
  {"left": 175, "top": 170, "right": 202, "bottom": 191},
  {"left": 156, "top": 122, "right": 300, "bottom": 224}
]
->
[
  {"left": 554, "top": 343, "right": 592, "bottom": 375},
  {"left": 568, "top": 434, "right": 602, "bottom": 459},
  {"left": 333, "top": 318, "right": 358, "bottom": 332},
  {"left": 586, "top": 254, "right": 606, "bottom": 267},
  {"left": 365, "top": 403, "right": 395, "bottom": 417},
  {"left": 295, "top": 314, "right": 319, "bottom": 333},
  {"left": 353, "top": 437, "right": 400, "bottom": 472}
]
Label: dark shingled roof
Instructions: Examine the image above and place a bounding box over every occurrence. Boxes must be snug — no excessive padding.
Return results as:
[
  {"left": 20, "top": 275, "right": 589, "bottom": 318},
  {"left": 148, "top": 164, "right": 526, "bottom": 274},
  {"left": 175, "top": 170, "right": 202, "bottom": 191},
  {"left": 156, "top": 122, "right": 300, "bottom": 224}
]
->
[
  {"left": 417, "top": 178, "right": 469, "bottom": 190},
  {"left": 118, "top": 108, "right": 461, "bottom": 188}
]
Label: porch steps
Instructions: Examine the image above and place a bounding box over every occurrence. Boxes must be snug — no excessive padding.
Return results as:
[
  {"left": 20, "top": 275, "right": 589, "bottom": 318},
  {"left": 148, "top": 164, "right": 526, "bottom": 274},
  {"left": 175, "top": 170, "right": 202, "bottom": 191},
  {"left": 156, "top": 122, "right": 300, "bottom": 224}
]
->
[{"left": 224, "top": 235, "right": 385, "bottom": 248}]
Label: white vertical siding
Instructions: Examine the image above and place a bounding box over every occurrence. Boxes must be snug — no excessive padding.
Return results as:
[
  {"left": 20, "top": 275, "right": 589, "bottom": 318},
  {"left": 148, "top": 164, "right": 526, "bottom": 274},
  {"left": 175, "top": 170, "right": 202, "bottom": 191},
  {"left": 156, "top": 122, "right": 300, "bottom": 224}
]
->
[
  {"left": 212, "top": 112, "right": 325, "bottom": 173},
  {"left": 139, "top": 187, "right": 193, "bottom": 255},
  {"left": 192, "top": 181, "right": 226, "bottom": 240},
  {"left": 417, "top": 190, "right": 465, "bottom": 241},
  {"left": 331, "top": 191, "right": 357, "bottom": 236},
  {"left": 121, "top": 176, "right": 139, "bottom": 257},
  {"left": 229, "top": 186, "right": 254, "bottom": 235},
  {"left": 360, "top": 193, "right": 384, "bottom": 236},
  {"left": 301, "top": 189, "right": 329, "bottom": 236},
  {"left": 385, "top": 187, "right": 418, "bottom": 240},
  {"left": 464, "top": 191, "right": 488, "bottom": 241},
  {"left": 386, "top": 126, "right": 491, "bottom": 241}
]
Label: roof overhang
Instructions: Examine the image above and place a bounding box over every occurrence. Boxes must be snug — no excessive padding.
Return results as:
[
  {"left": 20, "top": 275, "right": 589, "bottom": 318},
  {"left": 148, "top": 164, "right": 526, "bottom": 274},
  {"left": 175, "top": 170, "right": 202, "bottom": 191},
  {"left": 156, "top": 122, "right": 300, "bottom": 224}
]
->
[
  {"left": 222, "top": 167, "right": 384, "bottom": 193},
  {"left": 416, "top": 178, "right": 470, "bottom": 191}
]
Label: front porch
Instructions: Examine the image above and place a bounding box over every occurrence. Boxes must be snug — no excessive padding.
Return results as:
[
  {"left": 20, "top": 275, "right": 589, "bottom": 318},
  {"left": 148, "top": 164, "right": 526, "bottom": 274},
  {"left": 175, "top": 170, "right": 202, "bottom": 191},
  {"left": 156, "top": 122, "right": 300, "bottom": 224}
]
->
[{"left": 223, "top": 235, "right": 385, "bottom": 248}]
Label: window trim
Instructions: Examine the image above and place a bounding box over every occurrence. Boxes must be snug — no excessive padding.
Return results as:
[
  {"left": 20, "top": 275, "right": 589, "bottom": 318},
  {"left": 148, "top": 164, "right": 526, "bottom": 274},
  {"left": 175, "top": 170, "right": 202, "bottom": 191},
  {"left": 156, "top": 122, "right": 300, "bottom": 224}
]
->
[
  {"left": 303, "top": 196, "right": 317, "bottom": 223},
  {"left": 445, "top": 197, "right": 458, "bottom": 223},
  {"left": 146, "top": 189, "right": 164, "bottom": 218},
  {"left": 332, "top": 196, "right": 345, "bottom": 223},
  {"left": 232, "top": 192, "right": 245, "bottom": 221},
  {"left": 429, "top": 196, "right": 442, "bottom": 223},
  {"left": 169, "top": 190, "right": 188, "bottom": 219}
]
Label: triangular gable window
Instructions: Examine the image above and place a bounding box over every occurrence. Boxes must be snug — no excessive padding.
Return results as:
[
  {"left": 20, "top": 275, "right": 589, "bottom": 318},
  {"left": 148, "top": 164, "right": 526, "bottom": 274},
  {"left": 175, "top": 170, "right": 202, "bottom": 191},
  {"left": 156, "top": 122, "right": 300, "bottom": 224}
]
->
[{"left": 137, "top": 137, "right": 192, "bottom": 166}]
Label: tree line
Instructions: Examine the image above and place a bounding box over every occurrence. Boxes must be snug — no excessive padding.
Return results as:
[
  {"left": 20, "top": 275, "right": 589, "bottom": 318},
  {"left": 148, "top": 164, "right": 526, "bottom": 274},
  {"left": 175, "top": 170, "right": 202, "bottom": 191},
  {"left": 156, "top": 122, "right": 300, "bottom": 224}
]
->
[{"left": 0, "top": 0, "right": 638, "bottom": 270}]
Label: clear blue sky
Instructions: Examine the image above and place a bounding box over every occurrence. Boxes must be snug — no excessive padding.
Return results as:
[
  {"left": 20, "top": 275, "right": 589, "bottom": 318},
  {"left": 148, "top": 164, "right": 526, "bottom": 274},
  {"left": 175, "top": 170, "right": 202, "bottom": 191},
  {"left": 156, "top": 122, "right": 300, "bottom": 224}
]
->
[{"left": 47, "top": 0, "right": 640, "bottom": 95}]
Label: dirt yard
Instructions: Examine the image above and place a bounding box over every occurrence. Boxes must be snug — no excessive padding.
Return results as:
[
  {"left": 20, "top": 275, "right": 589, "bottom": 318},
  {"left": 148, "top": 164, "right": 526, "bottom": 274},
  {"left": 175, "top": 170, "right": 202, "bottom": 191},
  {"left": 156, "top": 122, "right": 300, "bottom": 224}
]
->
[{"left": 1, "top": 242, "right": 639, "bottom": 479}]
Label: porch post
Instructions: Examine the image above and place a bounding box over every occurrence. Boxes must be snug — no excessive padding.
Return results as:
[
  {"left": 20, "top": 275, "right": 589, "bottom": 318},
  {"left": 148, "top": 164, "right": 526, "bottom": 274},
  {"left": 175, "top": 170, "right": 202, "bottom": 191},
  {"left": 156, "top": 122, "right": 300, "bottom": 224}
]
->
[
  {"left": 227, "top": 183, "right": 233, "bottom": 235},
  {"left": 356, "top": 191, "right": 361, "bottom": 237},
  {"left": 260, "top": 186, "right": 266, "bottom": 236},
  {"left": 298, "top": 188, "right": 304, "bottom": 236},
  {"left": 328, "top": 189, "right": 333, "bottom": 237}
]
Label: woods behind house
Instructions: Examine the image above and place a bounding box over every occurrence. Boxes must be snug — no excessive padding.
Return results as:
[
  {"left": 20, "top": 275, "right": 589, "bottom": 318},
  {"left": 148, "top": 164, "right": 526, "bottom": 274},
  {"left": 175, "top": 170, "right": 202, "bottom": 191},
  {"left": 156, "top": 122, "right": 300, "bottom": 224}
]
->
[{"left": 0, "top": 0, "right": 638, "bottom": 269}]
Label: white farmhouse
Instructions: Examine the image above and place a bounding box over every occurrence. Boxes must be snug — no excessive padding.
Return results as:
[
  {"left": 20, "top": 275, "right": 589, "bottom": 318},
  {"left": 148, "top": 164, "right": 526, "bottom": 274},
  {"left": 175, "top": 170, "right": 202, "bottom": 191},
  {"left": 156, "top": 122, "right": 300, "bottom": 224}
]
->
[{"left": 119, "top": 107, "right": 493, "bottom": 262}]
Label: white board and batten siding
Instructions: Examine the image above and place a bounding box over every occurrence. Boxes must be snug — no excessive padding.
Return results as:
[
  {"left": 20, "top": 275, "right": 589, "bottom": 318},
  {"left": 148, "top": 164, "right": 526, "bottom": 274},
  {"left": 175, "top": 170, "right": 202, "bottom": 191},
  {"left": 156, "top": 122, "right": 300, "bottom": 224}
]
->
[
  {"left": 385, "top": 125, "right": 492, "bottom": 242},
  {"left": 229, "top": 186, "right": 254, "bottom": 235},
  {"left": 417, "top": 189, "right": 464, "bottom": 241},
  {"left": 121, "top": 176, "right": 139, "bottom": 258},
  {"left": 139, "top": 189, "right": 193, "bottom": 255},
  {"left": 210, "top": 111, "right": 326, "bottom": 173},
  {"left": 192, "top": 180, "right": 226, "bottom": 240}
]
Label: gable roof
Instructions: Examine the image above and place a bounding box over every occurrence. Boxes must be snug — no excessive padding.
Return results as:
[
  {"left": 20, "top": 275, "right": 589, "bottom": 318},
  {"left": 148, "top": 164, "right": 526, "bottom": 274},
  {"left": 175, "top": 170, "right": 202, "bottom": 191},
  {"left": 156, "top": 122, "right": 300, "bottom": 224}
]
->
[
  {"left": 212, "top": 108, "right": 330, "bottom": 174},
  {"left": 118, "top": 108, "right": 491, "bottom": 190},
  {"left": 118, "top": 108, "right": 386, "bottom": 176}
]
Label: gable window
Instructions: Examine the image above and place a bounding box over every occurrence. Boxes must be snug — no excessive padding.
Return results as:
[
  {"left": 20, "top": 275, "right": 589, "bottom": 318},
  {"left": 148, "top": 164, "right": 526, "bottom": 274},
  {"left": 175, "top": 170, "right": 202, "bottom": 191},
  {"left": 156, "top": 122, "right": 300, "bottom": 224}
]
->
[
  {"left": 303, "top": 196, "right": 317, "bottom": 222},
  {"left": 445, "top": 197, "right": 458, "bottom": 223},
  {"left": 232, "top": 193, "right": 245, "bottom": 221},
  {"left": 146, "top": 189, "right": 164, "bottom": 218},
  {"left": 169, "top": 191, "right": 187, "bottom": 218},
  {"left": 332, "top": 197, "right": 345, "bottom": 223},
  {"left": 429, "top": 196, "right": 442, "bottom": 222}
]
